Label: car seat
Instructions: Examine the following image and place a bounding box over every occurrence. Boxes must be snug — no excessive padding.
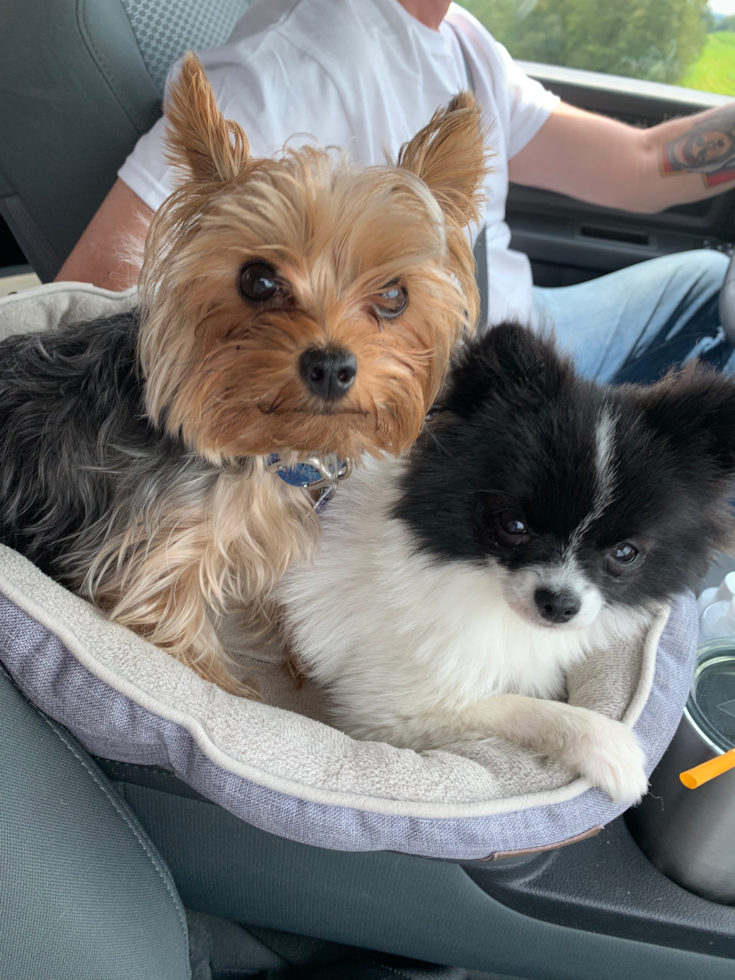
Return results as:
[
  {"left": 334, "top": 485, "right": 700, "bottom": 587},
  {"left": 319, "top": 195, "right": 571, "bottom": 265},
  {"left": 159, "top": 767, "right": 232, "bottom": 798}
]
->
[{"left": 0, "top": 0, "right": 252, "bottom": 282}]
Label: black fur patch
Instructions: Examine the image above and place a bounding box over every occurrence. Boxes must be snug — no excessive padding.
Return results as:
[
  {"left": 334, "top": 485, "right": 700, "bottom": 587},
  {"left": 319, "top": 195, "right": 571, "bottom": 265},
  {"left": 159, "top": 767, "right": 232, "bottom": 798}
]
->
[
  {"left": 394, "top": 323, "right": 735, "bottom": 608},
  {"left": 0, "top": 311, "right": 223, "bottom": 584}
]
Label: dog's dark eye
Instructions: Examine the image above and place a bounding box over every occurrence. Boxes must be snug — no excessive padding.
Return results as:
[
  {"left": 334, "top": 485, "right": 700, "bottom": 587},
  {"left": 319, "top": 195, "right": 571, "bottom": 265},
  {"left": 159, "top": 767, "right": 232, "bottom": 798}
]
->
[
  {"left": 372, "top": 280, "right": 408, "bottom": 320},
  {"left": 239, "top": 261, "right": 286, "bottom": 304},
  {"left": 611, "top": 543, "right": 638, "bottom": 564},
  {"left": 505, "top": 517, "right": 527, "bottom": 535},
  {"left": 609, "top": 543, "right": 640, "bottom": 567},
  {"left": 496, "top": 511, "right": 532, "bottom": 547}
]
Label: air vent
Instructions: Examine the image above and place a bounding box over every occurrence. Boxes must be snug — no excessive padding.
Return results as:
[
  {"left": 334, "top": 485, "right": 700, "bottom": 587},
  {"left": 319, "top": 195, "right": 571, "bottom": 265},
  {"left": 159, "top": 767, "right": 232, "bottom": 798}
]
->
[{"left": 579, "top": 225, "right": 651, "bottom": 246}]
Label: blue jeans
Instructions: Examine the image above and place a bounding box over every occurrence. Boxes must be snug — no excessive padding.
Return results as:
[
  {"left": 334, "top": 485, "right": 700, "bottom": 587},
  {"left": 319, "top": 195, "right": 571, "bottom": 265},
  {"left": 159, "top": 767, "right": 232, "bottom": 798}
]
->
[{"left": 532, "top": 250, "right": 733, "bottom": 384}]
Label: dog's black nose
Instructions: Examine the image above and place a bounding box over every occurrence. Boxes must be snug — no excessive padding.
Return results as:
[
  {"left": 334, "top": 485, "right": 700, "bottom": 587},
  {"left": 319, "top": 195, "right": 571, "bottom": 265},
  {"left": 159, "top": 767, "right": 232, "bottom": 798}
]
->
[
  {"left": 535, "top": 588, "right": 580, "bottom": 624},
  {"left": 299, "top": 348, "right": 357, "bottom": 401}
]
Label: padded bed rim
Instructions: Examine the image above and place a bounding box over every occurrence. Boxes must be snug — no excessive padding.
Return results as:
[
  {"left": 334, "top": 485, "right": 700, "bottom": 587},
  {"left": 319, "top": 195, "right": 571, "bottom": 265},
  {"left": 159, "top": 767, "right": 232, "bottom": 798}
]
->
[{"left": 0, "top": 547, "right": 696, "bottom": 857}]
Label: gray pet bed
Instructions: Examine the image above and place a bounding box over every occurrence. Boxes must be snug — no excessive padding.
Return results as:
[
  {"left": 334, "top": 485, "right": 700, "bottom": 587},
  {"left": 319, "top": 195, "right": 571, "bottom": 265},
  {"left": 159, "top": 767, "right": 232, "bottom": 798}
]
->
[{"left": 0, "top": 284, "right": 698, "bottom": 861}]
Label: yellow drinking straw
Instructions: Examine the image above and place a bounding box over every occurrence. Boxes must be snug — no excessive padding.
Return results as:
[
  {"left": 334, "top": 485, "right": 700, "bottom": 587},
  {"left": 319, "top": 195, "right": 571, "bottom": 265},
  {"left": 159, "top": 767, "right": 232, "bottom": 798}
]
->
[{"left": 680, "top": 747, "right": 735, "bottom": 789}]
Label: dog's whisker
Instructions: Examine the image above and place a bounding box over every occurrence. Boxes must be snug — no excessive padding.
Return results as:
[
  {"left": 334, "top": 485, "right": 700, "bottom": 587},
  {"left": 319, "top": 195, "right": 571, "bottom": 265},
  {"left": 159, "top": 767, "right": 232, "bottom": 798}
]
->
[{"left": 423, "top": 426, "right": 455, "bottom": 459}]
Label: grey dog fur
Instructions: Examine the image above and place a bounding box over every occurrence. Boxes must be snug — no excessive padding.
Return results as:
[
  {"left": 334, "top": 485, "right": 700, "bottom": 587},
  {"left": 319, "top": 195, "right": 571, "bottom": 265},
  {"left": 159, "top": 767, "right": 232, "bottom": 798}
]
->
[{"left": 0, "top": 310, "right": 245, "bottom": 591}]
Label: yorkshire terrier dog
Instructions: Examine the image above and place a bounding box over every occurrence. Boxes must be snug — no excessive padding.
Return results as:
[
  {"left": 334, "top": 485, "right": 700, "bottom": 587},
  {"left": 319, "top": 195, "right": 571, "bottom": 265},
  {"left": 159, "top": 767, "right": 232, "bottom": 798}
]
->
[{"left": 0, "top": 55, "right": 487, "bottom": 694}]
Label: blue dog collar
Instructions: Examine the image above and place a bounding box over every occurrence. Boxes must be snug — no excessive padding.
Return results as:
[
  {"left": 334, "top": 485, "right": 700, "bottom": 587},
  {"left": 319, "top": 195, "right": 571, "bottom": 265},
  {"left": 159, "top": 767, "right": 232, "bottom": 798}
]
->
[{"left": 266, "top": 454, "right": 351, "bottom": 513}]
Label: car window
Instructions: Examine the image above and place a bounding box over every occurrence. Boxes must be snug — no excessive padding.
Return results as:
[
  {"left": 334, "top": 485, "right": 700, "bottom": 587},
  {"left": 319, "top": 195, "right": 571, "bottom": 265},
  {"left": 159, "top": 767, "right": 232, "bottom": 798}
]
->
[{"left": 461, "top": 0, "right": 735, "bottom": 97}]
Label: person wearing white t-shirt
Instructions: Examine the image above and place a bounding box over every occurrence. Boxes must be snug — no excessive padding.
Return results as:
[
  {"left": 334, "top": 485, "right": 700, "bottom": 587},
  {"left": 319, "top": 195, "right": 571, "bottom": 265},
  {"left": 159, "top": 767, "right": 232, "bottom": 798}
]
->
[{"left": 56, "top": 0, "right": 735, "bottom": 382}]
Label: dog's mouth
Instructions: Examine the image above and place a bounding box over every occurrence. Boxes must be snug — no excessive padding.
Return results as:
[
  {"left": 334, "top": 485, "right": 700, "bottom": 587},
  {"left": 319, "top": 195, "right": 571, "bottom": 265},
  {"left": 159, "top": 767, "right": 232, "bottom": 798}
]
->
[
  {"left": 504, "top": 589, "right": 603, "bottom": 632},
  {"left": 257, "top": 404, "right": 371, "bottom": 418},
  {"left": 506, "top": 597, "right": 582, "bottom": 631},
  {"left": 530, "top": 615, "right": 580, "bottom": 631},
  {"left": 499, "top": 562, "right": 606, "bottom": 633}
]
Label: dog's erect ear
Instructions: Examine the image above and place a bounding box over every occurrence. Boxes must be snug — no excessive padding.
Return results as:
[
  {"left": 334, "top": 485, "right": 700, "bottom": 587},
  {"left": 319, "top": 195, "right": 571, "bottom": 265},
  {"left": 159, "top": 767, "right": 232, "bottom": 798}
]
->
[
  {"left": 631, "top": 363, "right": 735, "bottom": 473},
  {"left": 437, "top": 323, "right": 572, "bottom": 418},
  {"left": 164, "top": 52, "right": 250, "bottom": 185},
  {"left": 395, "top": 92, "right": 489, "bottom": 228}
]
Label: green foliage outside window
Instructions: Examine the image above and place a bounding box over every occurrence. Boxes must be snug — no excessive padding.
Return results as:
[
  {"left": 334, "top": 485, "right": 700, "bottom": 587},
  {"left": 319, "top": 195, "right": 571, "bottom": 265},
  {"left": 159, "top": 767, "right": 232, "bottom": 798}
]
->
[
  {"left": 711, "top": 13, "right": 735, "bottom": 30},
  {"left": 461, "top": 0, "right": 735, "bottom": 95},
  {"left": 679, "top": 29, "right": 735, "bottom": 92}
]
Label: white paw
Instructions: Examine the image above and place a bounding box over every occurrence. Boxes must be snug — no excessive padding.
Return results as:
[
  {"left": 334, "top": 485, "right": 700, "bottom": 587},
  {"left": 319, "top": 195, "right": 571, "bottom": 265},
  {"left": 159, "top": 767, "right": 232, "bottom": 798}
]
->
[{"left": 571, "top": 717, "right": 648, "bottom": 805}]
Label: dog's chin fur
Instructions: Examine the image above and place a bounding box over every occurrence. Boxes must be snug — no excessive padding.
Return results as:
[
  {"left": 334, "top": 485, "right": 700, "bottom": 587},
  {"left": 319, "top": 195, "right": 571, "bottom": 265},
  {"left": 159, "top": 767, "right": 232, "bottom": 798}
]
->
[{"left": 277, "top": 323, "right": 735, "bottom": 805}]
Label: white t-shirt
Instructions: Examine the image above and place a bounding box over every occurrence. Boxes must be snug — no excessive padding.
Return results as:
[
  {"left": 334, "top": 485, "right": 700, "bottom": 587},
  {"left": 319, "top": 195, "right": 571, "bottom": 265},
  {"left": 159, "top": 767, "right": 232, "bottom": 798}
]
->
[{"left": 118, "top": 0, "right": 559, "bottom": 324}]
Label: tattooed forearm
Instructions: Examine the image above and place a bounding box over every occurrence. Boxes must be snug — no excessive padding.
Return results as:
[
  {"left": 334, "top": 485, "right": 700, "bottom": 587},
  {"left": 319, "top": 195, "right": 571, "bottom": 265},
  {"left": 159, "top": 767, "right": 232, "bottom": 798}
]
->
[{"left": 660, "top": 103, "right": 735, "bottom": 188}]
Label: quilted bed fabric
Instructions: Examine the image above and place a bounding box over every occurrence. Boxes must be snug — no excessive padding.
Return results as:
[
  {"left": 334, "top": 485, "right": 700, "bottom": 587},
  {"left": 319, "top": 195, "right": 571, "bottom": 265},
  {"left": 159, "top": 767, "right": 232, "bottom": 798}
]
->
[{"left": 0, "top": 284, "right": 699, "bottom": 859}]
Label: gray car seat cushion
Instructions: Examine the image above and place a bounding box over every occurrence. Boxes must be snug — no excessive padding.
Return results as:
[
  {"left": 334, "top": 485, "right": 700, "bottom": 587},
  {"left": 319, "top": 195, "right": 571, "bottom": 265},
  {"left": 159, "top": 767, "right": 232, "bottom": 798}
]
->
[
  {"left": 0, "top": 0, "right": 255, "bottom": 277},
  {"left": 0, "top": 665, "right": 189, "bottom": 980}
]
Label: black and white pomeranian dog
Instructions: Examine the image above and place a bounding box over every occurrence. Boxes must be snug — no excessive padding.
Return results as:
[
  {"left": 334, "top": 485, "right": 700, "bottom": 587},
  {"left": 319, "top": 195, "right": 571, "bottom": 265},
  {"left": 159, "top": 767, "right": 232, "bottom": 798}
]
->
[{"left": 277, "top": 323, "right": 735, "bottom": 805}]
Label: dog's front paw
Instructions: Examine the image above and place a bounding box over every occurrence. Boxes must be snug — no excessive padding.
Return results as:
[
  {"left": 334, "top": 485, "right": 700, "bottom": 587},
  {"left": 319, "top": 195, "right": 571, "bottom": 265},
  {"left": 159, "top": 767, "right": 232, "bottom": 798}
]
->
[{"left": 571, "top": 717, "right": 648, "bottom": 805}]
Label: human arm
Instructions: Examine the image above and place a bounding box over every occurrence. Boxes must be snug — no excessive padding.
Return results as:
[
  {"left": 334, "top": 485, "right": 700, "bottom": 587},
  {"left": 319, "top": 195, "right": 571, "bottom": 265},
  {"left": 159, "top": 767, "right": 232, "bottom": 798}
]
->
[
  {"left": 54, "top": 178, "right": 153, "bottom": 289},
  {"left": 508, "top": 99, "right": 735, "bottom": 214}
]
